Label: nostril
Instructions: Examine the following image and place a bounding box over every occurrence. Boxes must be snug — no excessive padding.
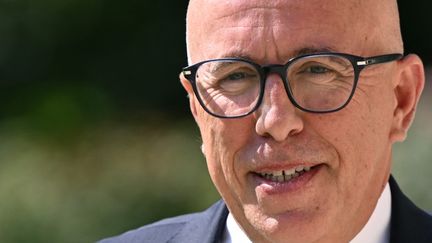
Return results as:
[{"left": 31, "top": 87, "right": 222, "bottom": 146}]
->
[{"left": 288, "top": 125, "right": 302, "bottom": 137}]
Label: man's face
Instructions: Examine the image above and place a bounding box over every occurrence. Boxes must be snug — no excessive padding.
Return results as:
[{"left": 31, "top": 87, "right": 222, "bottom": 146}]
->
[{"left": 185, "top": 0, "right": 406, "bottom": 242}]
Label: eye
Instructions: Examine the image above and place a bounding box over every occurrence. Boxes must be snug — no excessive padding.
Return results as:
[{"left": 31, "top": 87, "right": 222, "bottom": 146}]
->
[
  {"left": 218, "top": 71, "right": 259, "bottom": 94},
  {"left": 305, "top": 65, "right": 331, "bottom": 74},
  {"left": 226, "top": 72, "right": 248, "bottom": 80},
  {"left": 220, "top": 69, "right": 257, "bottom": 83}
]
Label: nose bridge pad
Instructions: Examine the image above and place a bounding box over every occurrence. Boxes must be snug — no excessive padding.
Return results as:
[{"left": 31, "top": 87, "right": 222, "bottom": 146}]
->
[
  {"left": 261, "top": 65, "right": 292, "bottom": 111},
  {"left": 255, "top": 65, "right": 304, "bottom": 140},
  {"left": 255, "top": 71, "right": 302, "bottom": 140}
]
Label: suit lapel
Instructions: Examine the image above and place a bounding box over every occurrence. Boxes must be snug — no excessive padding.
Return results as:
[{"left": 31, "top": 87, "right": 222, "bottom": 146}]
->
[
  {"left": 389, "top": 176, "right": 432, "bottom": 243},
  {"left": 169, "top": 200, "right": 228, "bottom": 243},
  {"left": 169, "top": 177, "right": 432, "bottom": 243}
]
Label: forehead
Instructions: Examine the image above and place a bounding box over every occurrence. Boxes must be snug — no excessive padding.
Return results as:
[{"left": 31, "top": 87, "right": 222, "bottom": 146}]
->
[
  {"left": 203, "top": 0, "right": 361, "bottom": 23},
  {"left": 187, "top": 0, "right": 382, "bottom": 63}
]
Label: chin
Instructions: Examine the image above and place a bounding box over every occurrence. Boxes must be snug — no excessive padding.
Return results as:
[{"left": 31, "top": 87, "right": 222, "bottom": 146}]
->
[{"left": 245, "top": 208, "right": 332, "bottom": 243}]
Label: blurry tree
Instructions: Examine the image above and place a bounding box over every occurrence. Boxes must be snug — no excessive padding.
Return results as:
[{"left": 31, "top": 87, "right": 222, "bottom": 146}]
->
[
  {"left": 0, "top": 1, "right": 430, "bottom": 243},
  {"left": 399, "top": 1, "right": 432, "bottom": 63},
  {"left": 0, "top": 0, "right": 190, "bottom": 125},
  {"left": 0, "top": 0, "right": 430, "bottom": 124}
]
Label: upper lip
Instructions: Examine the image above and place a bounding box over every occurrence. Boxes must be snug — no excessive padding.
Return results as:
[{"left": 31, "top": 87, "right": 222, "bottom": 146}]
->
[{"left": 241, "top": 138, "right": 333, "bottom": 176}]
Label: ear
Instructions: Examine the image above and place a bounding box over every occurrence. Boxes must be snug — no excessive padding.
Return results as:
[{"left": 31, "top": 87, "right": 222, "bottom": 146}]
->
[
  {"left": 179, "top": 72, "right": 199, "bottom": 118},
  {"left": 389, "top": 54, "right": 425, "bottom": 143}
]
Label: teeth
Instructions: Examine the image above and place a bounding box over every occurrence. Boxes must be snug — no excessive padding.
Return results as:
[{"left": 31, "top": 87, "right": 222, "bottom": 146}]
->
[
  {"left": 295, "top": 166, "right": 304, "bottom": 172},
  {"left": 258, "top": 166, "right": 312, "bottom": 183},
  {"left": 284, "top": 174, "right": 292, "bottom": 180},
  {"left": 273, "top": 171, "right": 283, "bottom": 176},
  {"left": 284, "top": 168, "right": 295, "bottom": 176},
  {"left": 277, "top": 176, "right": 284, "bottom": 182}
]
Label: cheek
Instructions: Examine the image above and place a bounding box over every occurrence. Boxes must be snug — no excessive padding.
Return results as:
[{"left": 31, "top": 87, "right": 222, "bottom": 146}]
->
[
  {"left": 196, "top": 110, "right": 256, "bottom": 194},
  {"left": 314, "top": 85, "right": 394, "bottom": 191},
  {"left": 349, "top": 84, "right": 395, "bottom": 156},
  {"left": 198, "top": 113, "right": 254, "bottom": 159}
]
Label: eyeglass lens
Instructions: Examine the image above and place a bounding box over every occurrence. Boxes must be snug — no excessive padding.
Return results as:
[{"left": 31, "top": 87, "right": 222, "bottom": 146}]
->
[{"left": 194, "top": 55, "right": 356, "bottom": 117}]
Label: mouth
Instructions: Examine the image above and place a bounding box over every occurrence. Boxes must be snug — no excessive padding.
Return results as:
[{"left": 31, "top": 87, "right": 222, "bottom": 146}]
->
[
  {"left": 255, "top": 165, "right": 314, "bottom": 183},
  {"left": 251, "top": 164, "right": 323, "bottom": 194}
]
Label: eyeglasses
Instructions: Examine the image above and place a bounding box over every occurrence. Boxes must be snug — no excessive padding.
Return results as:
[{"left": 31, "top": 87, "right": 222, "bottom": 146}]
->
[{"left": 182, "top": 52, "right": 403, "bottom": 118}]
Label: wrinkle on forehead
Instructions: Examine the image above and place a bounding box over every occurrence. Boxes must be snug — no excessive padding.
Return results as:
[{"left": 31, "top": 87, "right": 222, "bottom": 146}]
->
[
  {"left": 186, "top": 0, "right": 402, "bottom": 63},
  {"left": 214, "top": 6, "right": 280, "bottom": 24},
  {"left": 189, "top": 0, "right": 367, "bottom": 29},
  {"left": 213, "top": 7, "right": 278, "bottom": 30}
]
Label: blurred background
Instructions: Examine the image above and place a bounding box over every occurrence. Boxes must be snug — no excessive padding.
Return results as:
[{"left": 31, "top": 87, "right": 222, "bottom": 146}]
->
[{"left": 0, "top": 1, "right": 430, "bottom": 242}]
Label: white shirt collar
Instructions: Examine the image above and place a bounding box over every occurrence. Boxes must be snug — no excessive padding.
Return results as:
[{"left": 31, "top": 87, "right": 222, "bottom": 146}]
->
[
  {"left": 222, "top": 182, "right": 391, "bottom": 243},
  {"left": 350, "top": 182, "right": 391, "bottom": 243},
  {"left": 222, "top": 212, "right": 252, "bottom": 243}
]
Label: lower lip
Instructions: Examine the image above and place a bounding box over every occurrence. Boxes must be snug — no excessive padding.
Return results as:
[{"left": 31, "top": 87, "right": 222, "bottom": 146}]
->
[{"left": 252, "top": 165, "right": 323, "bottom": 195}]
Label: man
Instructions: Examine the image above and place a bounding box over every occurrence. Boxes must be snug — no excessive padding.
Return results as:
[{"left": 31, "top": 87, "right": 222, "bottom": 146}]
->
[{"left": 101, "top": 0, "right": 432, "bottom": 242}]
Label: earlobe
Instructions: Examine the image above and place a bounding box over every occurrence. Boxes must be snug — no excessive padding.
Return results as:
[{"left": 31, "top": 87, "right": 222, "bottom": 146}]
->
[
  {"left": 179, "top": 72, "right": 198, "bottom": 118},
  {"left": 389, "top": 54, "right": 425, "bottom": 143}
]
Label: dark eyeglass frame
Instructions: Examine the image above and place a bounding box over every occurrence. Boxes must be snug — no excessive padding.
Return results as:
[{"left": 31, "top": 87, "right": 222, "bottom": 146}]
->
[{"left": 182, "top": 52, "right": 403, "bottom": 118}]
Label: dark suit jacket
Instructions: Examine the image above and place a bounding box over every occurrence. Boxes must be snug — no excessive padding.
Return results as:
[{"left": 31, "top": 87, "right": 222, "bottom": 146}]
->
[{"left": 100, "top": 177, "right": 432, "bottom": 243}]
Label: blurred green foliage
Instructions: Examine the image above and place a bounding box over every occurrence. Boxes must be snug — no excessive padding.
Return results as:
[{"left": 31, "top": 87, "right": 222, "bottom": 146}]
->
[
  {"left": 0, "top": 118, "right": 220, "bottom": 243},
  {"left": 0, "top": 94, "right": 431, "bottom": 243},
  {"left": 0, "top": 1, "right": 431, "bottom": 242}
]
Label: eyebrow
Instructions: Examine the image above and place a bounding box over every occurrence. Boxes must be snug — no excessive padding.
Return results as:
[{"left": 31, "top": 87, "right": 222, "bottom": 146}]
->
[
  {"left": 219, "top": 46, "right": 338, "bottom": 63},
  {"left": 218, "top": 51, "right": 252, "bottom": 60},
  {"left": 295, "top": 47, "right": 336, "bottom": 56},
  {"left": 209, "top": 60, "right": 249, "bottom": 74}
]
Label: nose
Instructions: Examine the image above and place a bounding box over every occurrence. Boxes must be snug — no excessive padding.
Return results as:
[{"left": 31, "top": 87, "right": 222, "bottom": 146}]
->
[{"left": 254, "top": 74, "right": 304, "bottom": 141}]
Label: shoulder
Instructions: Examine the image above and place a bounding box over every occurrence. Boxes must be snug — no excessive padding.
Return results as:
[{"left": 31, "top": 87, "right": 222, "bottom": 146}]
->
[
  {"left": 99, "top": 200, "right": 228, "bottom": 243},
  {"left": 389, "top": 176, "right": 432, "bottom": 242},
  {"left": 98, "top": 214, "right": 198, "bottom": 243}
]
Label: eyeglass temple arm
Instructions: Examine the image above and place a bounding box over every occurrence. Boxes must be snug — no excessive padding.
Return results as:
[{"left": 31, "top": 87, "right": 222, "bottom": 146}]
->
[{"left": 356, "top": 53, "right": 403, "bottom": 67}]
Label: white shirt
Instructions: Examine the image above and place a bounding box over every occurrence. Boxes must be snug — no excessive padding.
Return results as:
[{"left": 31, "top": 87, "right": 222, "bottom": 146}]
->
[{"left": 222, "top": 183, "right": 391, "bottom": 243}]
